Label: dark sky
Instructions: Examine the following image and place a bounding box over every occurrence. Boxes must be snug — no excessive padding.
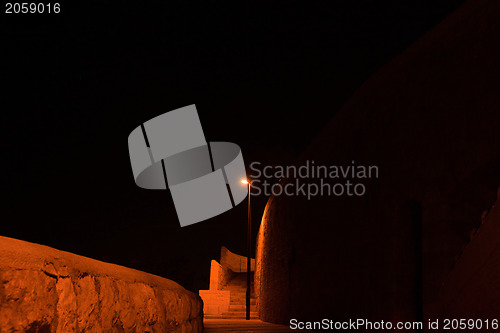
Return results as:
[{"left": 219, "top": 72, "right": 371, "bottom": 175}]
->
[{"left": 1, "top": 0, "right": 465, "bottom": 291}]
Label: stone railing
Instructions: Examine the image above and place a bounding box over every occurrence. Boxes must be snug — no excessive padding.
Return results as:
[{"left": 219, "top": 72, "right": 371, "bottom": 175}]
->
[
  {"left": 220, "top": 246, "right": 255, "bottom": 273},
  {"left": 209, "top": 259, "right": 234, "bottom": 290}
]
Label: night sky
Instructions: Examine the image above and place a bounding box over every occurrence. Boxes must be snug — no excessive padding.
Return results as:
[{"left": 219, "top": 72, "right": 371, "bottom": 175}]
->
[{"left": 1, "top": 1, "right": 465, "bottom": 292}]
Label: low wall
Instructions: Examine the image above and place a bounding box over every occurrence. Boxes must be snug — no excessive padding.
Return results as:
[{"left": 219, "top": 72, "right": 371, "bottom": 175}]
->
[
  {"left": 209, "top": 259, "right": 234, "bottom": 290},
  {"left": 220, "top": 246, "right": 255, "bottom": 273},
  {"left": 198, "top": 290, "right": 230, "bottom": 315},
  {"left": 0, "top": 236, "right": 203, "bottom": 332}
]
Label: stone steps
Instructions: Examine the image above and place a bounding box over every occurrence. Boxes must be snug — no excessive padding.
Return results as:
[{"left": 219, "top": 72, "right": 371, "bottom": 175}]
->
[
  {"left": 220, "top": 311, "right": 259, "bottom": 319},
  {"left": 204, "top": 272, "right": 258, "bottom": 319},
  {"left": 222, "top": 311, "right": 259, "bottom": 319},
  {"left": 230, "top": 299, "right": 256, "bottom": 305},
  {"left": 229, "top": 304, "right": 257, "bottom": 312},
  {"left": 228, "top": 292, "right": 255, "bottom": 299},
  {"left": 204, "top": 313, "right": 259, "bottom": 320}
]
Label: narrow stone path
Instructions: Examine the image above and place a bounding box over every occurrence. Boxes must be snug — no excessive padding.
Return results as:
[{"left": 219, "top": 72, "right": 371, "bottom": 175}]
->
[
  {"left": 205, "top": 272, "right": 258, "bottom": 319},
  {"left": 204, "top": 319, "right": 305, "bottom": 332}
]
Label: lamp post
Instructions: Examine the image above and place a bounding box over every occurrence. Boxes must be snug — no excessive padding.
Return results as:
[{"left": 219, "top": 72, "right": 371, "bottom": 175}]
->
[{"left": 241, "top": 179, "right": 251, "bottom": 320}]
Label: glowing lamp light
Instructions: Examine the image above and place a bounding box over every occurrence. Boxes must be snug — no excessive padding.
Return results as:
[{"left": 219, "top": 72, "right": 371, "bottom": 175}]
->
[{"left": 241, "top": 176, "right": 252, "bottom": 320}]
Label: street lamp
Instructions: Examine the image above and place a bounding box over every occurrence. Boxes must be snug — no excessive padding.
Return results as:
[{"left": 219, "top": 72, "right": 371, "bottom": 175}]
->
[{"left": 241, "top": 179, "right": 251, "bottom": 320}]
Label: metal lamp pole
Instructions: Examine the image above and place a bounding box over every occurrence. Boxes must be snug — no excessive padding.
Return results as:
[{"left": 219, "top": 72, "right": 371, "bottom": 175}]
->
[{"left": 242, "top": 179, "right": 252, "bottom": 320}]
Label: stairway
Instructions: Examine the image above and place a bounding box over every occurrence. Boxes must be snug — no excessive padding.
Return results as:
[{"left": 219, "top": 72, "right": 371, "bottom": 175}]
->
[{"left": 206, "top": 273, "right": 258, "bottom": 319}]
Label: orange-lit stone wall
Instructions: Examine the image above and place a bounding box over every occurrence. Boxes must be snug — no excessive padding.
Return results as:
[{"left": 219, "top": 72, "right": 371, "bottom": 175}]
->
[
  {"left": 209, "top": 259, "right": 234, "bottom": 291},
  {"left": 220, "top": 246, "right": 255, "bottom": 273},
  {"left": 0, "top": 236, "right": 203, "bottom": 332}
]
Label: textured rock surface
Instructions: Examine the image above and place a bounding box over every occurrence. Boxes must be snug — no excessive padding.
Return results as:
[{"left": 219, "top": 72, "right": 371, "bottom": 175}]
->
[
  {"left": 0, "top": 236, "right": 203, "bottom": 332},
  {"left": 256, "top": 0, "right": 500, "bottom": 325}
]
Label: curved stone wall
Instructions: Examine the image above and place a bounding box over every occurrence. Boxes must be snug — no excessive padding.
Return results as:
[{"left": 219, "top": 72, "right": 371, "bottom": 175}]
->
[
  {"left": 220, "top": 246, "right": 255, "bottom": 273},
  {"left": 208, "top": 259, "right": 234, "bottom": 291},
  {"left": 255, "top": 0, "right": 500, "bottom": 324},
  {"left": 0, "top": 236, "right": 203, "bottom": 332}
]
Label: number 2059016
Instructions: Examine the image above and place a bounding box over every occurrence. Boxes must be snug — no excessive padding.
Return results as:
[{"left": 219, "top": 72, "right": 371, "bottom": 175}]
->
[{"left": 5, "top": 3, "right": 60, "bottom": 14}]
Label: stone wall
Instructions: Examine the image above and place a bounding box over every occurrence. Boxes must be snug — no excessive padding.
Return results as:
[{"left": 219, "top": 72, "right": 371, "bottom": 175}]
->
[
  {"left": 220, "top": 246, "right": 255, "bottom": 273},
  {"left": 208, "top": 259, "right": 234, "bottom": 291},
  {"left": 0, "top": 236, "right": 203, "bottom": 332},
  {"left": 198, "top": 290, "right": 230, "bottom": 316},
  {"left": 255, "top": 0, "right": 500, "bottom": 325}
]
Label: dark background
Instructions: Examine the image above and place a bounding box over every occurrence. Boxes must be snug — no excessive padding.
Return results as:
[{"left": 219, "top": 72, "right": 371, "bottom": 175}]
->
[{"left": 1, "top": 0, "right": 465, "bottom": 292}]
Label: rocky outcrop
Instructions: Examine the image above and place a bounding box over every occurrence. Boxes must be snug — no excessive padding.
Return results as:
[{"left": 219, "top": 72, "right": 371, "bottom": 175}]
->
[
  {"left": 0, "top": 236, "right": 203, "bottom": 332},
  {"left": 255, "top": 0, "right": 500, "bottom": 325}
]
